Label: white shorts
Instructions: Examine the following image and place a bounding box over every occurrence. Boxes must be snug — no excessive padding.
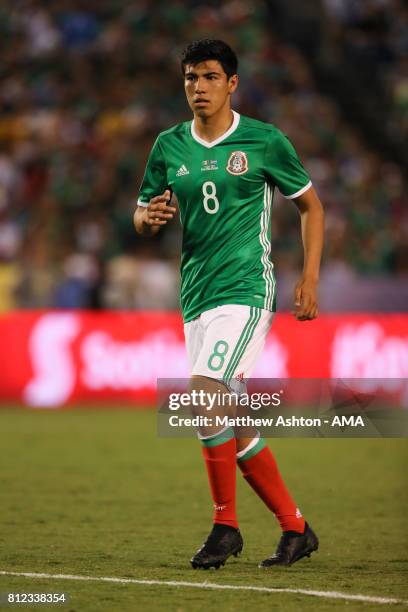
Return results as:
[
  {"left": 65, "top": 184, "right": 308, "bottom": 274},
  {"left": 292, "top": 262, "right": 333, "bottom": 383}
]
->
[{"left": 184, "top": 304, "right": 274, "bottom": 382}]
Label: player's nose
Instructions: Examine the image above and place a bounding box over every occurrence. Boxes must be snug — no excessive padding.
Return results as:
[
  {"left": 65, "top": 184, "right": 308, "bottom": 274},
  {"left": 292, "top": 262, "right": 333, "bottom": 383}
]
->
[{"left": 195, "top": 78, "right": 207, "bottom": 92}]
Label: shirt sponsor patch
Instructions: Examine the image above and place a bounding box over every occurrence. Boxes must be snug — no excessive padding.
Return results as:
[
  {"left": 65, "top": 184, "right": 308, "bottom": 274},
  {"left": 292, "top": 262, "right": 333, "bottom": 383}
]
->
[{"left": 201, "top": 160, "right": 219, "bottom": 171}]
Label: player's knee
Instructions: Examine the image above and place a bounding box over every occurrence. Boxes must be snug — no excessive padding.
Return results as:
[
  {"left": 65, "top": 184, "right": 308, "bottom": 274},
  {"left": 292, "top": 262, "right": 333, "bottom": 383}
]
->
[{"left": 188, "top": 375, "right": 231, "bottom": 417}]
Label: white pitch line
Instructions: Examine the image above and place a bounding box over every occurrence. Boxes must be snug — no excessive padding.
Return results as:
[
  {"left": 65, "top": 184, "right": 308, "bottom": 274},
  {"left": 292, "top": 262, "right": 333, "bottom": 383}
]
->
[{"left": 0, "top": 570, "right": 406, "bottom": 606}]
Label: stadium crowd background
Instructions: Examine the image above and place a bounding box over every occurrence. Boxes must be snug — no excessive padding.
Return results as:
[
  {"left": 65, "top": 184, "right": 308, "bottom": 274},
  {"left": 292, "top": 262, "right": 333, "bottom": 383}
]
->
[{"left": 0, "top": 0, "right": 406, "bottom": 313}]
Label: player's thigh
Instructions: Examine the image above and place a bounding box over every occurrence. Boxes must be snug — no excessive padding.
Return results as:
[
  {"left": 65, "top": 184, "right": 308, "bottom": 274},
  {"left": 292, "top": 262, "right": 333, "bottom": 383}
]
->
[{"left": 192, "top": 304, "right": 274, "bottom": 381}]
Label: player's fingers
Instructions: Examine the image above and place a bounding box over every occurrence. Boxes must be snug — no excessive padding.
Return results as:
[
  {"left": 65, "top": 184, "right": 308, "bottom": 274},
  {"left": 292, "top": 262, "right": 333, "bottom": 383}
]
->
[
  {"left": 147, "top": 210, "right": 173, "bottom": 220},
  {"left": 149, "top": 190, "right": 172, "bottom": 205},
  {"left": 149, "top": 201, "right": 175, "bottom": 211},
  {"left": 148, "top": 208, "right": 176, "bottom": 221},
  {"left": 157, "top": 188, "right": 171, "bottom": 203},
  {"left": 146, "top": 218, "right": 167, "bottom": 226},
  {"left": 298, "top": 302, "right": 318, "bottom": 321},
  {"left": 149, "top": 202, "right": 176, "bottom": 213},
  {"left": 146, "top": 212, "right": 168, "bottom": 224},
  {"left": 294, "top": 285, "right": 302, "bottom": 307},
  {"left": 149, "top": 195, "right": 168, "bottom": 204},
  {"left": 297, "top": 293, "right": 312, "bottom": 318}
]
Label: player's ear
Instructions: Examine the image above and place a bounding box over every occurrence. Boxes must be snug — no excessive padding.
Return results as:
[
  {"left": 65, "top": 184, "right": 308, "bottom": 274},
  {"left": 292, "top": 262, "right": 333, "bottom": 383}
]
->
[{"left": 228, "top": 74, "right": 239, "bottom": 94}]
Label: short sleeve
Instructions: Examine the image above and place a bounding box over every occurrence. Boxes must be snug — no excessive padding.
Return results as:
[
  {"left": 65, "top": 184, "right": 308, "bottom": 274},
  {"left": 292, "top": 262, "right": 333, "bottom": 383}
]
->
[
  {"left": 264, "top": 130, "right": 312, "bottom": 199},
  {"left": 137, "top": 137, "right": 168, "bottom": 207}
]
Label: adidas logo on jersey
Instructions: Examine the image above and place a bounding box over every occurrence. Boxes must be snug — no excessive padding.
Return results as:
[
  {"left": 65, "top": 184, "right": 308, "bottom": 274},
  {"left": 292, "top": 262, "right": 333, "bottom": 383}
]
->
[{"left": 176, "top": 164, "right": 189, "bottom": 176}]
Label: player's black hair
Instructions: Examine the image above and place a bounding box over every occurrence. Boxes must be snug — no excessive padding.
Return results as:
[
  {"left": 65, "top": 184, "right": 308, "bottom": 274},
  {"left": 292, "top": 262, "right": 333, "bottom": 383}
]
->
[{"left": 181, "top": 39, "right": 238, "bottom": 79}]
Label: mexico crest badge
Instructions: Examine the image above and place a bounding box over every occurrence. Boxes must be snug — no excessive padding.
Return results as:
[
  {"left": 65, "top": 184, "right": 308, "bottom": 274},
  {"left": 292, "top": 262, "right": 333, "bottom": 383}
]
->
[{"left": 226, "top": 151, "right": 248, "bottom": 175}]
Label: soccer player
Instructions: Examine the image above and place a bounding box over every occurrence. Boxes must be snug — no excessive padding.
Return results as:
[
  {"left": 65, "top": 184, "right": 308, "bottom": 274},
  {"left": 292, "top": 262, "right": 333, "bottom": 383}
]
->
[{"left": 134, "top": 39, "right": 324, "bottom": 570}]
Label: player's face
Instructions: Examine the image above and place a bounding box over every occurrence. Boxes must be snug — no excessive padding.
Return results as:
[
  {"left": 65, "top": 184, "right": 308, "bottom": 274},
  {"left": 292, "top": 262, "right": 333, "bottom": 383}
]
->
[{"left": 184, "top": 60, "right": 238, "bottom": 118}]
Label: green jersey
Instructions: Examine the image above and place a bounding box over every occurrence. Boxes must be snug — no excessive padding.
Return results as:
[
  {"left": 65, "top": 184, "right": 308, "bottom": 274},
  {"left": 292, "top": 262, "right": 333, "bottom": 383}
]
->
[{"left": 137, "top": 111, "right": 311, "bottom": 322}]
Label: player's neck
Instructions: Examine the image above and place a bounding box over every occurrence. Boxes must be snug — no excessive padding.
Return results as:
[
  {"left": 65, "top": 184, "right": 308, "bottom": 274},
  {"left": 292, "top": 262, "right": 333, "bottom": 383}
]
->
[{"left": 193, "top": 107, "right": 234, "bottom": 143}]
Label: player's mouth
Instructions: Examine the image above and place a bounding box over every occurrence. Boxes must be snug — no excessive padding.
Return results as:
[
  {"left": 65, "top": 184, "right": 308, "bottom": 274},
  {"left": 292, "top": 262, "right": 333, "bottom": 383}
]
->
[{"left": 194, "top": 99, "right": 210, "bottom": 106}]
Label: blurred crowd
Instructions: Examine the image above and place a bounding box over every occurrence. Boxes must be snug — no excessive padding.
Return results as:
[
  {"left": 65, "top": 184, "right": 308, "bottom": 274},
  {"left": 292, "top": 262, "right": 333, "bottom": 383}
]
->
[
  {"left": 322, "top": 0, "right": 408, "bottom": 149},
  {"left": 0, "top": 0, "right": 406, "bottom": 311}
]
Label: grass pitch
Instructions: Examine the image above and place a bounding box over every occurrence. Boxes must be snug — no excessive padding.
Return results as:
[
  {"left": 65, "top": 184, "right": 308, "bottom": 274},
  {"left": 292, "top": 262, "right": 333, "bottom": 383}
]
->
[{"left": 0, "top": 408, "right": 407, "bottom": 611}]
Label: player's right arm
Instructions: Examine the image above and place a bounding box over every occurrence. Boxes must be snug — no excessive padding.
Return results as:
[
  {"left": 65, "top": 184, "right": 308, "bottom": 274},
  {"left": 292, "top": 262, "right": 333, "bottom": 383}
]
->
[
  {"left": 133, "top": 136, "right": 176, "bottom": 237},
  {"left": 134, "top": 190, "right": 176, "bottom": 237}
]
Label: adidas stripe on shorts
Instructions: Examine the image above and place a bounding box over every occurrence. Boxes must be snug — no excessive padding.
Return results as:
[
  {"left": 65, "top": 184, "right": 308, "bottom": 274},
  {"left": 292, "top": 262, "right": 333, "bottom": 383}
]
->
[{"left": 184, "top": 304, "right": 274, "bottom": 382}]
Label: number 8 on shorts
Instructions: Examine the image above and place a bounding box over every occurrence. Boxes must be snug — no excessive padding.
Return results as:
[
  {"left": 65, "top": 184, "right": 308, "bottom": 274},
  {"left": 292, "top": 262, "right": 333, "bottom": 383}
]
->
[{"left": 208, "top": 340, "right": 229, "bottom": 371}]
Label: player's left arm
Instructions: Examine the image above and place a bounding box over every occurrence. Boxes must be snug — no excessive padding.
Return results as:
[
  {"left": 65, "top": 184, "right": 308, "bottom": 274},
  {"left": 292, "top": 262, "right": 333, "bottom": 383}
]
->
[{"left": 292, "top": 186, "right": 324, "bottom": 321}]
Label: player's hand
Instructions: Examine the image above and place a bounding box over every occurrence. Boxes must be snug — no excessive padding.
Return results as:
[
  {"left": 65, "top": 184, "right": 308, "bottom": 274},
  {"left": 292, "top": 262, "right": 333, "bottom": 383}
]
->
[
  {"left": 144, "top": 190, "right": 176, "bottom": 226},
  {"left": 293, "top": 277, "right": 318, "bottom": 321}
]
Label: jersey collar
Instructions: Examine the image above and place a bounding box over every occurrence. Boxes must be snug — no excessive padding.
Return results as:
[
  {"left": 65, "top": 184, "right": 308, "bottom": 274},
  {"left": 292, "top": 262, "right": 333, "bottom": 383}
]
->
[{"left": 191, "top": 110, "right": 240, "bottom": 148}]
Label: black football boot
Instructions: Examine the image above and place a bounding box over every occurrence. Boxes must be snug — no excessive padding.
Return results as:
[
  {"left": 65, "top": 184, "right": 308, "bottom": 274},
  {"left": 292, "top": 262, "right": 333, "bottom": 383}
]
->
[
  {"left": 191, "top": 524, "right": 243, "bottom": 569},
  {"left": 259, "top": 522, "right": 318, "bottom": 567}
]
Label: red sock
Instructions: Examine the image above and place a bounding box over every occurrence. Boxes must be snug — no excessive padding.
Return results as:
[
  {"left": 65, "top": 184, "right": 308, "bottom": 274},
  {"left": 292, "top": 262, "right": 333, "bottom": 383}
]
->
[
  {"left": 202, "top": 438, "right": 238, "bottom": 529},
  {"left": 239, "top": 445, "right": 305, "bottom": 533}
]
